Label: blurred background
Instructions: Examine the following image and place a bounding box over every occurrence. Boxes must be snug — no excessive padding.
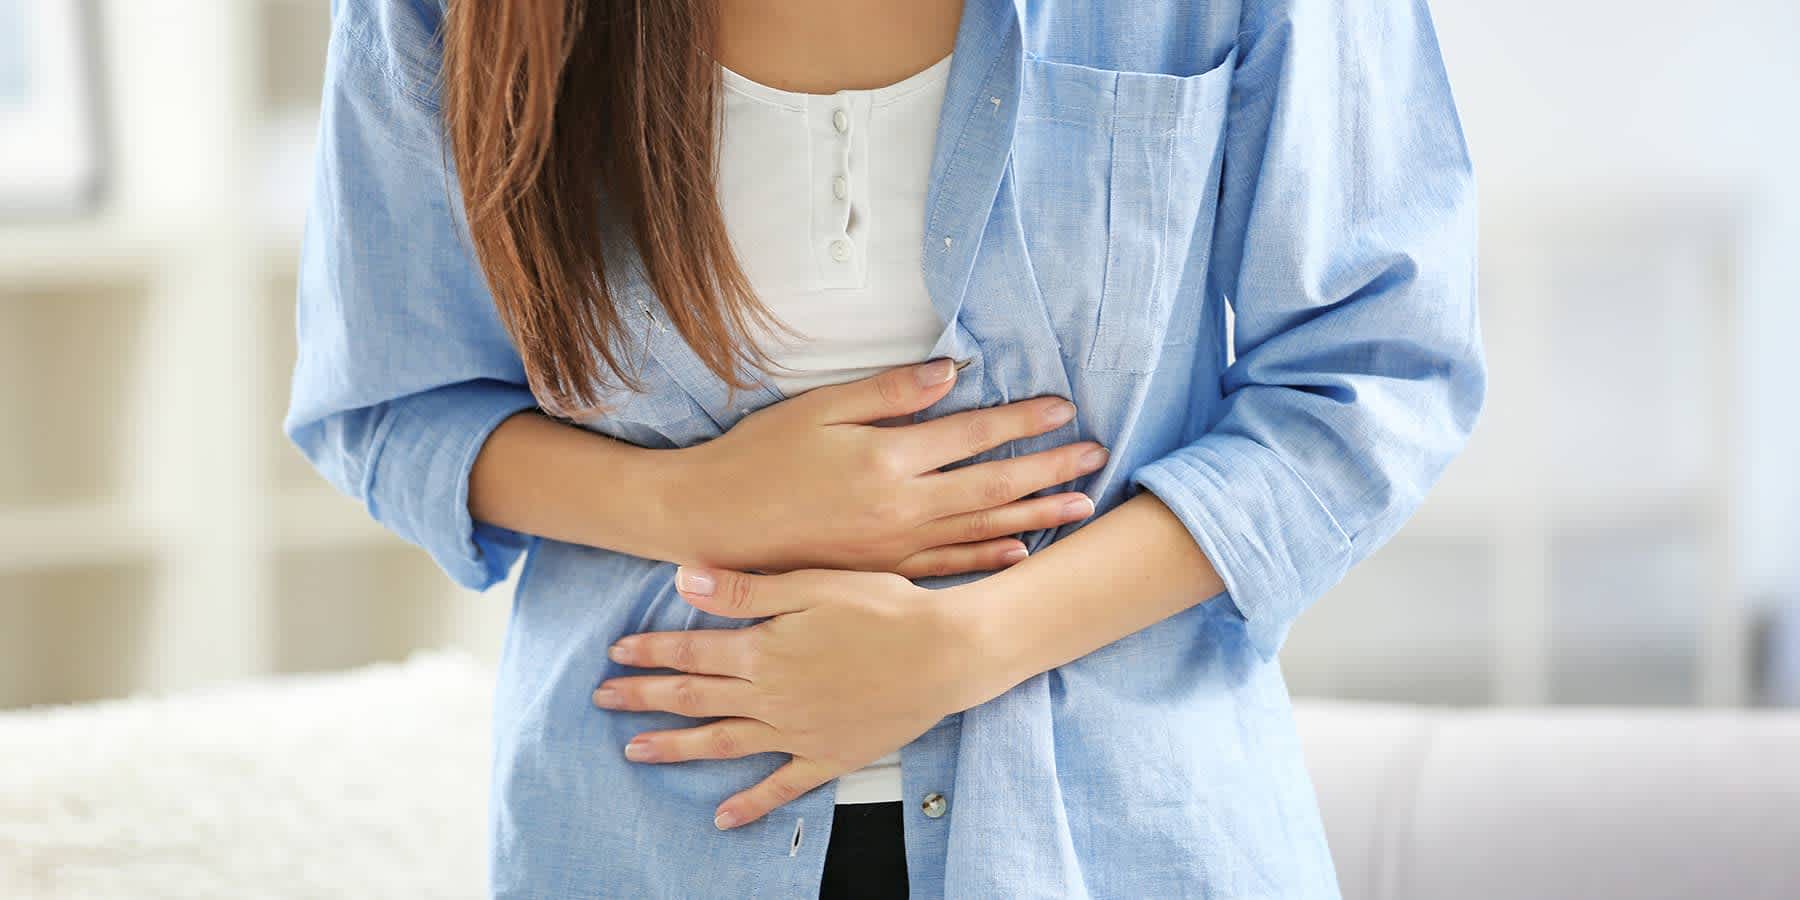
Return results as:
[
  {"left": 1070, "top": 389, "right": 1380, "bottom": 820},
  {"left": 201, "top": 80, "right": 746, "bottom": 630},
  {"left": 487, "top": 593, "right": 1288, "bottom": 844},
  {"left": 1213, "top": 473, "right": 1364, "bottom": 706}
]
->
[{"left": 1, "top": 0, "right": 1797, "bottom": 713}]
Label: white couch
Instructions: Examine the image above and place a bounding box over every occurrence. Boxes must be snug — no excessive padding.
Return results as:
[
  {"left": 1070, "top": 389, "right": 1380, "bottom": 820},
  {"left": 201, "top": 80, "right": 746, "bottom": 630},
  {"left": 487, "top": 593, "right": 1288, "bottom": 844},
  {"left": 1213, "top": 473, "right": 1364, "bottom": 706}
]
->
[
  {"left": 1296, "top": 701, "right": 1800, "bottom": 900},
  {"left": 4, "top": 652, "right": 1797, "bottom": 899}
]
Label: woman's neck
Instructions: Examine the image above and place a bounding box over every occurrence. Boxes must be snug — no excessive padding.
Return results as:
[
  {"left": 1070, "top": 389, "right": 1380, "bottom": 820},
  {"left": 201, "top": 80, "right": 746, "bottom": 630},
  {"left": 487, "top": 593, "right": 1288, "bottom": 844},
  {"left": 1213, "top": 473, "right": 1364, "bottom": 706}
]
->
[{"left": 713, "top": 0, "right": 963, "bottom": 95}]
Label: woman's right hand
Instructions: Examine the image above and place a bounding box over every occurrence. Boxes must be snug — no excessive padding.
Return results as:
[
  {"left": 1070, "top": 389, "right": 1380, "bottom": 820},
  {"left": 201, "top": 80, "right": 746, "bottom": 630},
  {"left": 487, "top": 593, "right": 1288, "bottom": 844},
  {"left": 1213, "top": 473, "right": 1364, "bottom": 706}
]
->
[{"left": 662, "top": 358, "right": 1107, "bottom": 578}]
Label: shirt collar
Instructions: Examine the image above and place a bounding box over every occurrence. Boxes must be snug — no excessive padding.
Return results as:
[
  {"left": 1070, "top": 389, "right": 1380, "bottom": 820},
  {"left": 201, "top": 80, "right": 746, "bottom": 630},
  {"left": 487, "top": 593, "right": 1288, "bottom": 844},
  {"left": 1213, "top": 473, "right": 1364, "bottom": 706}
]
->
[{"left": 919, "top": 0, "right": 1023, "bottom": 365}]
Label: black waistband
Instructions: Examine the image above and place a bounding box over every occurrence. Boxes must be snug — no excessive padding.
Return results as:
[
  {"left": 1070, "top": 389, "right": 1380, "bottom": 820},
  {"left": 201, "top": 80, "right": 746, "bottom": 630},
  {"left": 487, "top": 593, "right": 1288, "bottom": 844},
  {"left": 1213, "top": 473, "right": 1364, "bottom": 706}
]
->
[{"left": 819, "top": 802, "right": 908, "bottom": 900}]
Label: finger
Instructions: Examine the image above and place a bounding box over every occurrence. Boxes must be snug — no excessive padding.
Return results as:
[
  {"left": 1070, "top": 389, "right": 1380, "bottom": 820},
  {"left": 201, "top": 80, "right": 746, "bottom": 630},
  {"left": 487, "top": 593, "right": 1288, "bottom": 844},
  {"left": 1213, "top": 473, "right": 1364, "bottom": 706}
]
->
[
  {"left": 920, "top": 490, "right": 1097, "bottom": 550},
  {"left": 713, "top": 757, "right": 836, "bottom": 830},
  {"left": 805, "top": 357, "right": 963, "bottom": 424},
  {"left": 674, "top": 566, "right": 833, "bottom": 619},
  {"left": 592, "top": 674, "right": 762, "bottom": 720},
  {"left": 918, "top": 441, "right": 1110, "bottom": 519},
  {"left": 608, "top": 628, "right": 754, "bottom": 678},
  {"left": 623, "top": 718, "right": 782, "bottom": 764},
  {"left": 893, "top": 537, "right": 1030, "bottom": 578},
  {"left": 899, "top": 394, "right": 1077, "bottom": 471}
]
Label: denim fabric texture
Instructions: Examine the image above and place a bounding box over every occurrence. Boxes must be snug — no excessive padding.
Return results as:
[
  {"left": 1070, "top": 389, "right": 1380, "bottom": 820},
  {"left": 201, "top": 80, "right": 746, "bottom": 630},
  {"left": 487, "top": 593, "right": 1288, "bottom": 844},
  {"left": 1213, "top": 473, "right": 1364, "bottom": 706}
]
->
[{"left": 285, "top": 0, "right": 1483, "bottom": 896}]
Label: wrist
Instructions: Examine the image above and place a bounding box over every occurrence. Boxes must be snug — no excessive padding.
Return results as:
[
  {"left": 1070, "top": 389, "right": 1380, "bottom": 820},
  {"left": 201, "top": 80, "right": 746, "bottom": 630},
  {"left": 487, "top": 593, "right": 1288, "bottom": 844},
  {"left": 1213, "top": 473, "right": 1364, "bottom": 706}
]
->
[
  {"left": 595, "top": 440, "right": 702, "bottom": 563},
  {"left": 645, "top": 444, "right": 714, "bottom": 564},
  {"left": 928, "top": 575, "right": 1036, "bottom": 712}
]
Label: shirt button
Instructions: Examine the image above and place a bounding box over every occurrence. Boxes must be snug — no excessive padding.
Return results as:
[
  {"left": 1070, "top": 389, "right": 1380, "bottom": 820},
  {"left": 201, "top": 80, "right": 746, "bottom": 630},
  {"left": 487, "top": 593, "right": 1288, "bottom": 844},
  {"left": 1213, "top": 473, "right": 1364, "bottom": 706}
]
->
[
  {"left": 832, "top": 108, "right": 849, "bottom": 134},
  {"left": 921, "top": 792, "right": 948, "bottom": 819},
  {"left": 832, "top": 175, "right": 848, "bottom": 200},
  {"left": 829, "top": 239, "right": 851, "bottom": 262}
]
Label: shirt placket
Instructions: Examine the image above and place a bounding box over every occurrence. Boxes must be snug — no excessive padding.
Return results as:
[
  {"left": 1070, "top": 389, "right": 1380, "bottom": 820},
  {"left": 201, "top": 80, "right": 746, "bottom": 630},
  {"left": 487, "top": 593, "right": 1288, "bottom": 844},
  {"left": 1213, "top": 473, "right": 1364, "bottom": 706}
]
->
[{"left": 810, "top": 90, "right": 869, "bottom": 289}]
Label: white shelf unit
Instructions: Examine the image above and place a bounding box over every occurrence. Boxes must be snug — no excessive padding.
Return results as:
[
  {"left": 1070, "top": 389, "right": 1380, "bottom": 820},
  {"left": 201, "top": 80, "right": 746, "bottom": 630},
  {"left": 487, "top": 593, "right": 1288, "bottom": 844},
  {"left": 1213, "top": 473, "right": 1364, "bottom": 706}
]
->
[
  {"left": 0, "top": 0, "right": 509, "bottom": 710},
  {"left": 1282, "top": 188, "right": 1748, "bottom": 708}
]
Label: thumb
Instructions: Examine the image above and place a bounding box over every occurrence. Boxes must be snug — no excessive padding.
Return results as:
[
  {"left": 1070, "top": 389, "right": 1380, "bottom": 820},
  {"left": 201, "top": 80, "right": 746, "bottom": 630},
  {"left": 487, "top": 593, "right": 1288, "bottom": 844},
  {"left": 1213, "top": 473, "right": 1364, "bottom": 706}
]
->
[{"left": 673, "top": 565, "right": 831, "bottom": 619}]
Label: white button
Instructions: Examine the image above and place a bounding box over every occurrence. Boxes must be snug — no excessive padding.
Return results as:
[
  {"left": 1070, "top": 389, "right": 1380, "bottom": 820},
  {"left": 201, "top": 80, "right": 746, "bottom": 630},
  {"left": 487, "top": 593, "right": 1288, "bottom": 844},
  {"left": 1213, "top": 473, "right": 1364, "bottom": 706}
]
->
[
  {"left": 832, "top": 175, "right": 848, "bottom": 200},
  {"left": 829, "top": 239, "right": 851, "bottom": 262},
  {"left": 921, "top": 792, "right": 948, "bottom": 818},
  {"left": 832, "top": 108, "right": 849, "bottom": 134}
]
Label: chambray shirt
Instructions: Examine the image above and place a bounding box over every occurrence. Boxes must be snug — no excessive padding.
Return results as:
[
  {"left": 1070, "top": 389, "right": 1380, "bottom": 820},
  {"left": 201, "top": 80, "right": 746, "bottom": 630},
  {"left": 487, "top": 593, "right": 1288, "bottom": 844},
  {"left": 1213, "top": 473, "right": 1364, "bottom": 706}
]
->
[{"left": 286, "top": 0, "right": 1482, "bottom": 896}]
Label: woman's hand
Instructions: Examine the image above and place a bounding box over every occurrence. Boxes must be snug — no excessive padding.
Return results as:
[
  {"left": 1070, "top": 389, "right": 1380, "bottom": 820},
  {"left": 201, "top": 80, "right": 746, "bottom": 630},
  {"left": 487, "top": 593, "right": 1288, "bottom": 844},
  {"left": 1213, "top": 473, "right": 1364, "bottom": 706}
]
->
[
  {"left": 592, "top": 564, "right": 1012, "bottom": 830},
  {"left": 661, "top": 358, "right": 1107, "bottom": 578}
]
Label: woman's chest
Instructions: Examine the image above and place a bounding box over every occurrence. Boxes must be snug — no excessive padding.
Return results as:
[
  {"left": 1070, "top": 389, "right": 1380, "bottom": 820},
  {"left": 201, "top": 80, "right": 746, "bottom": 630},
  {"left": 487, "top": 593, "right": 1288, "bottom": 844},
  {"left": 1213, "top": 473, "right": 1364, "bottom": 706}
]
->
[
  {"left": 589, "top": 10, "right": 1241, "bottom": 455},
  {"left": 713, "top": 79, "right": 948, "bottom": 393},
  {"left": 713, "top": 54, "right": 946, "bottom": 315}
]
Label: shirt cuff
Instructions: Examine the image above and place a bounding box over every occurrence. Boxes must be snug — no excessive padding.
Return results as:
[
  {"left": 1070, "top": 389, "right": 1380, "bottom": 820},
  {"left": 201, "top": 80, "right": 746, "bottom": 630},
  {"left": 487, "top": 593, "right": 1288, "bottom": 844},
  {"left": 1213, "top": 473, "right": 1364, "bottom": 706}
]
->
[
  {"left": 363, "top": 380, "right": 542, "bottom": 591},
  {"left": 1129, "top": 432, "right": 1353, "bottom": 658}
]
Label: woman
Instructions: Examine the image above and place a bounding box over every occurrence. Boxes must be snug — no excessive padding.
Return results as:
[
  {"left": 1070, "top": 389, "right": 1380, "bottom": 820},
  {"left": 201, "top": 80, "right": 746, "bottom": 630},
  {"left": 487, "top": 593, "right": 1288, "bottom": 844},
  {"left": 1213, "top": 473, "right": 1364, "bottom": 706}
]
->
[{"left": 287, "top": 0, "right": 1481, "bottom": 896}]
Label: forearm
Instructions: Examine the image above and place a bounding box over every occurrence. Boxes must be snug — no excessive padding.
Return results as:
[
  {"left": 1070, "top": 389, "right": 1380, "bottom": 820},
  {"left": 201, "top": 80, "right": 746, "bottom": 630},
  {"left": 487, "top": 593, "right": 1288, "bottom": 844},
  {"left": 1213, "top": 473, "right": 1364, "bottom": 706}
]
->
[
  {"left": 950, "top": 491, "right": 1225, "bottom": 696},
  {"left": 469, "top": 410, "right": 690, "bottom": 561}
]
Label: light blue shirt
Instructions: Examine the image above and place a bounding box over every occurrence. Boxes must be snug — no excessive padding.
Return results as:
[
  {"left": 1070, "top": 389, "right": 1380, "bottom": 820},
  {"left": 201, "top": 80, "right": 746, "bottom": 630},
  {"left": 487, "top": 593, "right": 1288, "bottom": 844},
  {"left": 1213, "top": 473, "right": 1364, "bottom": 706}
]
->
[{"left": 286, "top": 0, "right": 1482, "bottom": 896}]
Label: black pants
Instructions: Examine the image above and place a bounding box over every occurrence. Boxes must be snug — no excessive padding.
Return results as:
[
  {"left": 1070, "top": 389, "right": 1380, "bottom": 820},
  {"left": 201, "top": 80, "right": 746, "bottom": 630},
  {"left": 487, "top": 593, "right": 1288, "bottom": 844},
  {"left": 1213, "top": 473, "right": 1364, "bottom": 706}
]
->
[{"left": 818, "top": 801, "right": 909, "bottom": 899}]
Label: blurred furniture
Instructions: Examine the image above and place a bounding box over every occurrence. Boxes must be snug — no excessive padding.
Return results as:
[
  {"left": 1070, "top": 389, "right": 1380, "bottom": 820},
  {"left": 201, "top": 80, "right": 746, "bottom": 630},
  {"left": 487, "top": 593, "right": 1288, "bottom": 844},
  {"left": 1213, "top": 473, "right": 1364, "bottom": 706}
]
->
[
  {"left": 1759, "top": 597, "right": 1800, "bottom": 705},
  {"left": 4, "top": 653, "right": 1797, "bottom": 899},
  {"left": 0, "top": 0, "right": 104, "bottom": 214},
  {"left": 1282, "top": 191, "right": 1752, "bottom": 708},
  {"left": 0, "top": 0, "right": 509, "bottom": 712},
  {"left": 1298, "top": 699, "right": 1800, "bottom": 900}
]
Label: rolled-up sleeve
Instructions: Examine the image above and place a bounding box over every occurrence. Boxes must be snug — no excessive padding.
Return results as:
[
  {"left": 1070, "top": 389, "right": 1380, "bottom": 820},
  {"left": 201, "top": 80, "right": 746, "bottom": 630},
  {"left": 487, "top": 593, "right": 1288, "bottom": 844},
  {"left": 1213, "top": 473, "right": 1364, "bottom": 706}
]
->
[
  {"left": 1130, "top": 0, "right": 1485, "bottom": 658},
  {"left": 283, "top": 0, "right": 540, "bottom": 591}
]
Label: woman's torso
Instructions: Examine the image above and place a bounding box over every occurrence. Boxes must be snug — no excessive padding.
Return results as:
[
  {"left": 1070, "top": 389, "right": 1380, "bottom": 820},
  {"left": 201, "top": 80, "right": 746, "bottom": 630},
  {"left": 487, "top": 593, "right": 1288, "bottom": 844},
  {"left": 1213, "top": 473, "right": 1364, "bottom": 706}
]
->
[{"left": 485, "top": 0, "right": 1340, "bottom": 896}]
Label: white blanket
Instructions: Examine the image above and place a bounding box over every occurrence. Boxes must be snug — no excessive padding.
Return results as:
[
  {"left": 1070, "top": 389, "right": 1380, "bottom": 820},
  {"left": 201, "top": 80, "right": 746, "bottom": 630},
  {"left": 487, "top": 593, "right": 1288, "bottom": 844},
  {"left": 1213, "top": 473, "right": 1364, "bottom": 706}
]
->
[{"left": 1, "top": 652, "right": 495, "bottom": 900}]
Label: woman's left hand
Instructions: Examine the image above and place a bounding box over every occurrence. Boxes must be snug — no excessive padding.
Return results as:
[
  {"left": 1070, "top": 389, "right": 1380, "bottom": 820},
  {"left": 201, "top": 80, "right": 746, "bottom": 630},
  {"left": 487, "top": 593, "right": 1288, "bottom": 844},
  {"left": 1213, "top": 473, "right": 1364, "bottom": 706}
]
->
[{"left": 593, "top": 565, "right": 1010, "bottom": 830}]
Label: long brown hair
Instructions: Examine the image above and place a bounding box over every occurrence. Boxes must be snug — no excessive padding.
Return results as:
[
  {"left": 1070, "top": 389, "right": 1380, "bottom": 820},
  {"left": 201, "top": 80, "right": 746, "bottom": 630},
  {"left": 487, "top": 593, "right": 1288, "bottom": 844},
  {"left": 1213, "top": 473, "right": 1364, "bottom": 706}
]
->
[{"left": 441, "top": 0, "right": 789, "bottom": 416}]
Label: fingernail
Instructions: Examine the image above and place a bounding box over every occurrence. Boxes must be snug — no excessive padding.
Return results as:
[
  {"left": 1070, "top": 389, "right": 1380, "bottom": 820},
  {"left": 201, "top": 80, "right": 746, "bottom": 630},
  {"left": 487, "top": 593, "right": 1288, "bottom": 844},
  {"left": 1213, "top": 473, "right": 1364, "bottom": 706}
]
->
[
  {"left": 608, "top": 642, "right": 634, "bottom": 664},
  {"left": 916, "top": 358, "right": 954, "bottom": 386},
  {"left": 1063, "top": 496, "right": 1095, "bottom": 518},
  {"left": 624, "top": 740, "right": 655, "bottom": 762},
  {"left": 1080, "top": 447, "right": 1109, "bottom": 470},
  {"left": 676, "top": 567, "right": 715, "bottom": 596},
  {"left": 593, "top": 687, "right": 621, "bottom": 707},
  {"left": 714, "top": 809, "right": 739, "bottom": 830},
  {"left": 1043, "top": 400, "right": 1075, "bottom": 427},
  {"left": 1001, "top": 547, "right": 1028, "bottom": 564}
]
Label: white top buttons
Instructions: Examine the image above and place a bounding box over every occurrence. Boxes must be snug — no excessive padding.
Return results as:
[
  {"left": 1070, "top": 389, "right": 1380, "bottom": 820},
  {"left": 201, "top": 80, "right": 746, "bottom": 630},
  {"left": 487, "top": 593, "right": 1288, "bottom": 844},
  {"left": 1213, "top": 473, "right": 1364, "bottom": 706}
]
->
[
  {"left": 713, "top": 52, "right": 954, "bottom": 804},
  {"left": 714, "top": 50, "right": 952, "bottom": 369}
]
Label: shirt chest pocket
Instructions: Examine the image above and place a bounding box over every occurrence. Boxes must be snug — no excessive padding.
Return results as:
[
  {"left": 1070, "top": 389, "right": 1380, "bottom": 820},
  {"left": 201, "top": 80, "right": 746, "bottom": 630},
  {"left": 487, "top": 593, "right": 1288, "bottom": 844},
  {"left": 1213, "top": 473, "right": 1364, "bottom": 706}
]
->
[{"left": 1011, "top": 47, "right": 1235, "bottom": 374}]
